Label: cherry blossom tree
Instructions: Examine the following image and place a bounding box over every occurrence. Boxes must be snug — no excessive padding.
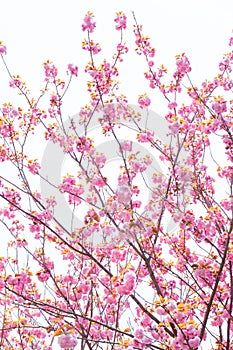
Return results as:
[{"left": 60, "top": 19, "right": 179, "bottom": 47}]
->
[{"left": 0, "top": 10, "right": 233, "bottom": 350}]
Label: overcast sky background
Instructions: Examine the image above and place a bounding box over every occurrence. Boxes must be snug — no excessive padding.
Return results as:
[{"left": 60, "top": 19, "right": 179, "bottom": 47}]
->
[{"left": 0, "top": 1, "right": 233, "bottom": 349}]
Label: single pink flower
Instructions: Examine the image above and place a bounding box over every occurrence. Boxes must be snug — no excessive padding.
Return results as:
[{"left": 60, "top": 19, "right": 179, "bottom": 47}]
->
[
  {"left": 82, "top": 12, "right": 96, "bottom": 33},
  {"left": 188, "top": 336, "right": 200, "bottom": 348},
  {"left": 138, "top": 93, "right": 151, "bottom": 108},
  {"left": 58, "top": 334, "right": 78, "bottom": 349},
  {"left": 120, "top": 140, "right": 132, "bottom": 152},
  {"left": 114, "top": 11, "right": 127, "bottom": 30},
  {"left": 212, "top": 101, "right": 227, "bottom": 114},
  {"left": 68, "top": 64, "right": 78, "bottom": 77},
  {"left": 0, "top": 41, "right": 6, "bottom": 54},
  {"left": 116, "top": 185, "right": 132, "bottom": 204}
]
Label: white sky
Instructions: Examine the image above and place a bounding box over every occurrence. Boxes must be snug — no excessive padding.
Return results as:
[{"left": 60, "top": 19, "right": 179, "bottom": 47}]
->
[{"left": 0, "top": 1, "right": 233, "bottom": 349}]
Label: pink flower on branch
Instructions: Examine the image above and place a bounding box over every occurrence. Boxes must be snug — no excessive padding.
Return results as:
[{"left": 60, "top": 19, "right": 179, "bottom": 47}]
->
[
  {"left": 116, "top": 184, "right": 132, "bottom": 205},
  {"left": 116, "top": 42, "right": 128, "bottom": 55},
  {"left": 82, "top": 11, "right": 96, "bottom": 33},
  {"left": 120, "top": 140, "right": 133, "bottom": 152},
  {"left": 58, "top": 334, "right": 78, "bottom": 349},
  {"left": 0, "top": 41, "right": 6, "bottom": 54},
  {"left": 212, "top": 100, "right": 227, "bottom": 114},
  {"left": 138, "top": 93, "right": 151, "bottom": 108},
  {"left": 173, "top": 53, "right": 191, "bottom": 80},
  {"left": 114, "top": 11, "right": 127, "bottom": 31},
  {"left": 82, "top": 39, "right": 101, "bottom": 55},
  {"left": 36, "top": 270, "right": 50, "bottom": 282},
  {"left": 133, "top": 22, "right": 156, "bottom": 58},
  {"left": 93, "top": 152, "right": 106, "bottom": 168},
  {"left": 116, "top": 272, "right": 136, "bottom": 295},
  {"left": 43, "top": 60, "right": 58, "bottom": 81},
  {"left": 67, "top": 64, "right": 78, "bottom": 77}
]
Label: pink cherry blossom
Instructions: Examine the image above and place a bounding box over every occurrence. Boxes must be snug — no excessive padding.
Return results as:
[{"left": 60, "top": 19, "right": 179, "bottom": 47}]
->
[
  {"left": 117, "top": 272, "right": 136, "bottom": 295},
  {"left": 138, "top": 93, "right": 151, "bottom": 108},
  {"left": 0, "top": 41, "right": 6, "bottom": 54},
  {"left": 94, "top": 153, "right": 106, "bottom": 168},
  {"left": 43, "top": 60, "right": 58, "bottom": 81},
  {"left": 116, "top": 185, "right": 132, "bottom": 204},
  {"left": 212, "top": 100, "right": 227, "bottom": 114},
  {"left": 67, "top": 64, "right": 78, "bottom": 77},
  {"left": 120, "top": 140, "right": 132, "bottom": 152},
  {"left": 114, "top": 11, "right": 127, "bottom": 30},
  {"left": 82, "top": 12, "right": 96, "bottom": 33},
  {"left": 58, "top": 334, "right": 78, "bottom": 348}
]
